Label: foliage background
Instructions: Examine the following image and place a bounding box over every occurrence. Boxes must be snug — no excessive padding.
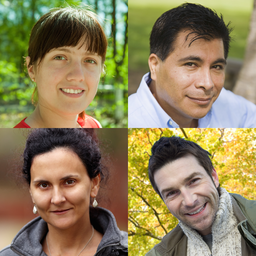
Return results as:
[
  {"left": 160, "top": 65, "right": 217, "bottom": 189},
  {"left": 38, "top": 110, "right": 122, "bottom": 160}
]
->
[
  {"left": 128, "top": 128, "right": 256, "bottom": 256},
  {"left": 0, "top": 0, "right": 128, "bottom": 127}
]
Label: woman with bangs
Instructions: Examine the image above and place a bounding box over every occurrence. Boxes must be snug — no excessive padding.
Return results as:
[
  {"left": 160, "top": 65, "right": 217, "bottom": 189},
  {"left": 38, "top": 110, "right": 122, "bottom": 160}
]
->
[{"left": 14, "top": 7, "right": 107, "bottom": 128}]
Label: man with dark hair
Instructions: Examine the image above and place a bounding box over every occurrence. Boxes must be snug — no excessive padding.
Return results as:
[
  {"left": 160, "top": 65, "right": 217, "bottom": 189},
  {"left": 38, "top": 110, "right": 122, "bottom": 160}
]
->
[
  {"left": 128, "top": 3, "right": 256, "bottom": 128},
  {"left": 146, "top": 136, "right": 256, "bottom": 256}
]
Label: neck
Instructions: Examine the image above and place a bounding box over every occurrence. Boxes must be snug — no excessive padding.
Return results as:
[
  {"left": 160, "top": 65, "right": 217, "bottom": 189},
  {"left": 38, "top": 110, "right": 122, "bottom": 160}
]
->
[
  {"left": 46, "top": 217, "right": 93, "bottom": 256},
  {"left": 26, "top": 104, "right": 81, "bottom": 128},
  {"left": 149, "top": 81, "right": 198, "bottom": 128}
]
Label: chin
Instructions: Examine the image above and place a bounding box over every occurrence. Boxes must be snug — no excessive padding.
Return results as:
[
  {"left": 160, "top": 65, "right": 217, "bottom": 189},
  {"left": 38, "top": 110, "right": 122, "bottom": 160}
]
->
[
  {"left": 50, "top": 220, "right": 75, "bottom": 230},
  {"left": 189, "top": 109, "right": 211, "bottom": 119}
]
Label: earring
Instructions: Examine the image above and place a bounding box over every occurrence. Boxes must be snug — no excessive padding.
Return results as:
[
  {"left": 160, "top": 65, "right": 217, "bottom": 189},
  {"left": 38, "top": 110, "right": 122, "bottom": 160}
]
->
[
  {"left": 93, "top": 198, "right": 98, "bottom": 207},
  {"left": 33, "top": 205, "right": 38, "bottom": 214}
]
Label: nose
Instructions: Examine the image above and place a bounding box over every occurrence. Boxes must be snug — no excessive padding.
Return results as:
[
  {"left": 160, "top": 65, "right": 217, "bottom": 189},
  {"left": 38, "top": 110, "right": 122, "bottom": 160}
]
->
[
  {"left": 195, "top": 69, "right": 214, "bottom": 91},
  {"left": 181, "top": 189, "right": 197, "bottom": 208},
  {"left": 51, "top": 187, "right": 66, "bottom": 205},
  {"left": 66, "top": 61, "right": 84, "bottom": 82}
]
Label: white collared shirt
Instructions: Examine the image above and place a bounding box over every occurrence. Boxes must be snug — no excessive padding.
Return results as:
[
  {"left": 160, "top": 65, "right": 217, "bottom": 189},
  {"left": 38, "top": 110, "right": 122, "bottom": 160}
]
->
[{"left": 128, "top": 73, "right": 256, "bottom": 128}]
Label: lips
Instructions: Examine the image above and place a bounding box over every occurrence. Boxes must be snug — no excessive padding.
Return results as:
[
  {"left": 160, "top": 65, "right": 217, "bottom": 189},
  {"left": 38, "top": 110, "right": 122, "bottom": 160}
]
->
[
  {"left": 187, "top": 96, "right": 212, "bottom": 106},
  {"left": 185, "top": 203, "right": 207, "bottom": 216},
  {"left": 60, "top": 88, "right": 85, "bottom": 98},
  {"left": 51, "top": 208, "right": 71, "bottom": 215},
  {"left": 61, "top": 88, "right": 84, "bottom": 94}
]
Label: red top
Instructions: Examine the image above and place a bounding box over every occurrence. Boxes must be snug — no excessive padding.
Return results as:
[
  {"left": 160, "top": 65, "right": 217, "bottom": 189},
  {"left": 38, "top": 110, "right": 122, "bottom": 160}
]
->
[{"left": 13, "top": 116, "right": 100, "bottom": 128}]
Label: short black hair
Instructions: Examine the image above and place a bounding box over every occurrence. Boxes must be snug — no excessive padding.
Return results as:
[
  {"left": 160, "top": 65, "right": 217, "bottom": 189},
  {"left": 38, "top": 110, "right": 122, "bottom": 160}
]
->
[
  {"left": 150, "top": 3, "right": 232, "bottom": 60},
  {"left": 148, "top": 136, "right": 220, "bottom": 198},
  {"left": 22, "top": 128, "right": 106, "bottom": 184}
]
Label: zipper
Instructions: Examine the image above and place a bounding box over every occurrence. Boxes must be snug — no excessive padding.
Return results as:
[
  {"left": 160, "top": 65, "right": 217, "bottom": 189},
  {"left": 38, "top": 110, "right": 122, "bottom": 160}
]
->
[{"left": 11, "top": 246, "right": 26, "bottom": 256}]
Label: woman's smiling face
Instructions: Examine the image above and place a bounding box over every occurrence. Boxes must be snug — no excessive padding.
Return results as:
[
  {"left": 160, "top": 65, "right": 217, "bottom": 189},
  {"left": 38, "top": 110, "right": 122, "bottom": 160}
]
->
[
  {"left": 27, "top": 41, "right": 102, "bottom": 117},
  {"left": 29, "top": 147, "right": 100, "bottom": 230}
]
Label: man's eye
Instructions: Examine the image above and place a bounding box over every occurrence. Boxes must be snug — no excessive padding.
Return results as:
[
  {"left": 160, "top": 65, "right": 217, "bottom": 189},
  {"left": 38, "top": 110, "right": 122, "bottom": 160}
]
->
[
  {"left": 166, "top": 190, "right": 177, "bottom": 198},
  {"left": 54, "top": 56, "right": 66, "bottom": 60},
  {"left": 212, "top": 65, "right": 223, "bottom": 70},
  {"left": 190, "top": 178, "right": 199, "bottom": 185},
  {"left": 185, "top": 62, "right": 196, "bottom": 67}
]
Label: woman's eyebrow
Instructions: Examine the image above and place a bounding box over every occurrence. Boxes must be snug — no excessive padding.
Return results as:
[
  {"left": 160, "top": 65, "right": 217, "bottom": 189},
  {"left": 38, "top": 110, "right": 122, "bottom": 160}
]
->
[
  {"left": 32, "top": 175, "right": 80, "bottom": 185},
  {"left": 51, "top": 48, "right": 72, "bottom": 53},
  {"left": 51, "top": 48, "right": 98, "bottom": 56}
]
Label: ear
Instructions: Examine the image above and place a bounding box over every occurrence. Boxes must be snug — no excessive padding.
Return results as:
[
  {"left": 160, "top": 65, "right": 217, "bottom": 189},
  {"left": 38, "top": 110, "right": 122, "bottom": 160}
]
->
[
  {"left": 90, "top": 174, "right": 100, "bottom": 198},
  {"left": 29, "top": 189, "right": 35, "bottom": 204},
  {"left": 211, "top": 168, "right": 219, "bottom": 188},
  {"left": 26, "top": 56, "right": 36, "bottom": 82},
  {"left": 148, "top": 53, "right": 161, "bottom": 81}
]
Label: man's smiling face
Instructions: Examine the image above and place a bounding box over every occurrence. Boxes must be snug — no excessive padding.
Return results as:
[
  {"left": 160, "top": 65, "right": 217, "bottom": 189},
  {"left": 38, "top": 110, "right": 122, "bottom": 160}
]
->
[
  {"left": 154, "top": 154, "right": 220, "bottom": 235},
  {"left": 149, "top": 30, "right": 226, "bottom": 127}
]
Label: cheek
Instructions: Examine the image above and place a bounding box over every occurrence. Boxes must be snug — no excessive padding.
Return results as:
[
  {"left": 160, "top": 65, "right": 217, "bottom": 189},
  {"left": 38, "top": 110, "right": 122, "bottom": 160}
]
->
[
  {"left": 33, "top": 192, "right": 50, "bottom": 210},
  {"left": 67, "top": 186, "right": 91, "bottom": 205},
  {"left": 85, "top": 71, "right": 101, "bottom": 88},
  {"left": 166, "top": 201, "right": 180, "bottom": 217}
]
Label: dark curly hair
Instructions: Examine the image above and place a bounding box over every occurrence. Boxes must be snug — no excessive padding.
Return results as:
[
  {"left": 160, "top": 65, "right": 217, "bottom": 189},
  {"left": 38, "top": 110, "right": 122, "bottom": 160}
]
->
[
  {"left": 22, "top": 128, "right": 105, "bottom": 184},
  {"left": 148, "top": 136, "right": 220, "bottom": 198},
  {"left": 150, "top": 3, "right": 232, "bottom": 60}
]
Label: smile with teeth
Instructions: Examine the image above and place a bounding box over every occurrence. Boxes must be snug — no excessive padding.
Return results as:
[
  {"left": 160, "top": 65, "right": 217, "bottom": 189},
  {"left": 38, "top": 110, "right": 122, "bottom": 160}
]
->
[
  {"left": 186, "top": 203, "right": 207, "bottom": 216},
  {"left": 61, "top": 88, "right": 83, "bottom": 94}
]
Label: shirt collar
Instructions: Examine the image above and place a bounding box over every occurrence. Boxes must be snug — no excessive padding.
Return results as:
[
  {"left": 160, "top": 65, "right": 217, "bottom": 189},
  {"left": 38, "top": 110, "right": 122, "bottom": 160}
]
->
[
  {"left": 139, "top": 73, "right": 212, "bottom": 128},
  {"left": 138, "top": 73, "right": 179, "bottom": 128}
]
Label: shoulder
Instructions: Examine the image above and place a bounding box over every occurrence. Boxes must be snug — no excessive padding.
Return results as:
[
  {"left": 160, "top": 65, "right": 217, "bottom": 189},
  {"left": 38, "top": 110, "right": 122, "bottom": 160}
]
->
[
  {"left": 128, "top": 74, "right": 152, "bottom": 128},
  {"left": 212, "top": 88, "right": 256, "bottom": 127},
  {"left": 231, "top": 193, "right": 256, "bottom": 229},
  {"left": 13, "top": 118, "right": 30, "bottom": 128},
  {"left": 0, "top": 245, "right": 17, "bottom": 256},
  {"left": 128, "top": 93, "right": 146, "bottom": 127},
  {"left": 146, "top": 225, "right": 187, "bottom": 256}
]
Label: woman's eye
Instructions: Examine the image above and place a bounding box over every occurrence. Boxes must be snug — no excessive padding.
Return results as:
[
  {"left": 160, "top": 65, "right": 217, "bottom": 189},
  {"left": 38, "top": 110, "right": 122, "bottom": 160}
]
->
[
  {"left": 65, "top": 179, "right": 75, "bottom": 185},
  {"left": 54, "top": 56, "right": 66, "bottom": 60},
  {"left": 85, "top": 59, "right": 96, "bottom": 64},
  {"left": 39, "top": 183, "right": 49, "bottom": 189}
]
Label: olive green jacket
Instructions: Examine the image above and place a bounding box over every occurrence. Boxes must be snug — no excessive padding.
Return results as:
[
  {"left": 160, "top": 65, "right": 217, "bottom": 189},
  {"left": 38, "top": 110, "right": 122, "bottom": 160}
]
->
[{"left": 146, "top": 194, "right": 256, "bottom": 256}]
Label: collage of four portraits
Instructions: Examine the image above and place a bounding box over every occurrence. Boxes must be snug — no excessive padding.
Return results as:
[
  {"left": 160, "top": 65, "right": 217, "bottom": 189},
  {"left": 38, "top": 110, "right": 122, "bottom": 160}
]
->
[{"left": 0, "top": 0, "right": 256, "bottom": 255}]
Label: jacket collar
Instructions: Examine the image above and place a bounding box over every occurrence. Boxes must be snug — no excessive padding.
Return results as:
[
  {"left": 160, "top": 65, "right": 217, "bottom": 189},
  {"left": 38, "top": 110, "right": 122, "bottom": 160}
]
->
[
  {"left": 10, "top": 207, "right": 127, "bottom": 256},
  {"left": 151, "top": 193, "right": 256, "bottom": 255}
]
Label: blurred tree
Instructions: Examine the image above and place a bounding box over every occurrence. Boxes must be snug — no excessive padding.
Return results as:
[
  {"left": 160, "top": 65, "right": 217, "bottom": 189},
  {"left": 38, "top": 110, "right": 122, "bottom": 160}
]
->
[
  {"left": 234, "top": 0, "right": 256, "bottom": 103},
  {"left": 0, "top": 0, "right": 127, "bottom": 127},
  {"left": 128, "top": 128, "right": 256, "bottom": 256}
]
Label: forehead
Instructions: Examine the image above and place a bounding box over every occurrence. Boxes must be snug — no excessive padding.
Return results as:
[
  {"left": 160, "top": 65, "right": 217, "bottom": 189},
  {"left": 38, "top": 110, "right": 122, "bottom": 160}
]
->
[
  {"left": 166, "top": 29, "right": 225, "bottom": 61},
  {"left": 154, "top": 154, "right": 207, "bottom": 191},
  {"left": 48, "top": 36, "right": 99, "bottom": 54},
  {"left": 30, "top": 148, "right": 86, "bottom": 180}
]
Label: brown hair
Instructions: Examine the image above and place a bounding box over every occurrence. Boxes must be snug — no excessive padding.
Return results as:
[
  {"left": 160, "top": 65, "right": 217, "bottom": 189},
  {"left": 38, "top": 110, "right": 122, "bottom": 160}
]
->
[
  {"left": 28, "top": 6, "right": 108, "bottom": 118},
  {"left": 148, "top": 136, "right": 220, "bottom": 198}
]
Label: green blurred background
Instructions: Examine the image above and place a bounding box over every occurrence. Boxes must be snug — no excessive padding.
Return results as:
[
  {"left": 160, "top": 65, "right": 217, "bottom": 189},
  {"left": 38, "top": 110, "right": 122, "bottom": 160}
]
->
[
  {"left": 0, "top": 0, "right": 128, "bottom": 128},
  {"left": 128, "top": 0, "right": 253, "bottom": 95}
]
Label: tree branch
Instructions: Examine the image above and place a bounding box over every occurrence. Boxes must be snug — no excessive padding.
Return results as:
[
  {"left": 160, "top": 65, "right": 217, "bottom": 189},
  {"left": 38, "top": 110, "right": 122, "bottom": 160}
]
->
[
  {"left": 180, "top": 128, "right": 188, "bottom": 139},
  {"left": 130, "top": 187, "right": 168, "bottom": 234},
  {"left": 129, "top": 216, "right": 162, "bottom": 240}
]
